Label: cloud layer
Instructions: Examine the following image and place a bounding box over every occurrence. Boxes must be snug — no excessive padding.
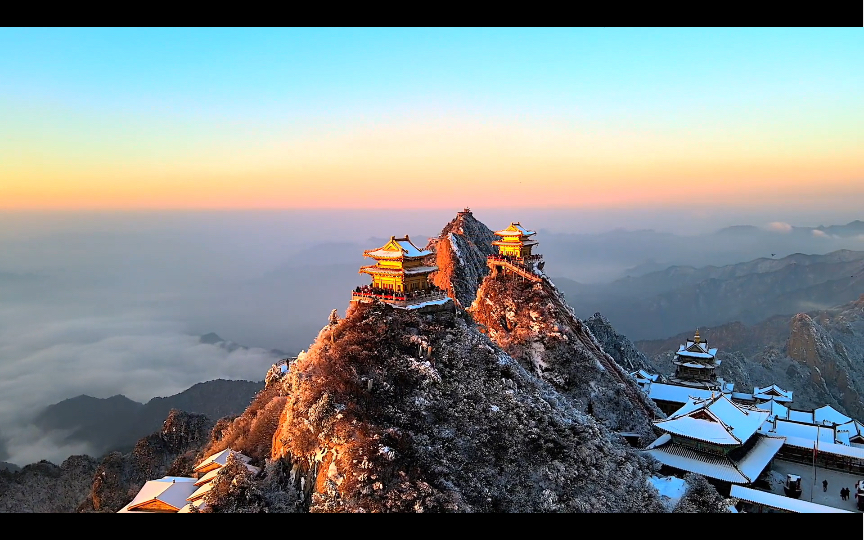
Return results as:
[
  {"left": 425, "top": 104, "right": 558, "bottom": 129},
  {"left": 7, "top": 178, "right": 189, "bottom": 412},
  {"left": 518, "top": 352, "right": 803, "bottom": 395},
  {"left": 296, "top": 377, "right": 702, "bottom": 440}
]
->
[{"left": 0, "top": 307, "right": 279, "bottom": 465}]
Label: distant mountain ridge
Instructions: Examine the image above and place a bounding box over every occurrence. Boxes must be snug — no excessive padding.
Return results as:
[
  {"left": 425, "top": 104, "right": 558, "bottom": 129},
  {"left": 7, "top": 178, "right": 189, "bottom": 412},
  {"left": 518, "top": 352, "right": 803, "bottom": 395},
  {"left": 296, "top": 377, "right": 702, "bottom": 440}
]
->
[
  {"left": 556, "top": 249, "right": 864, "bottom": 340},
  {"left": 636, "top": 294, "right": 864, "bottom": 418},
  {"left": 34, "top": 379, "right": 263, "bottom": 458}
]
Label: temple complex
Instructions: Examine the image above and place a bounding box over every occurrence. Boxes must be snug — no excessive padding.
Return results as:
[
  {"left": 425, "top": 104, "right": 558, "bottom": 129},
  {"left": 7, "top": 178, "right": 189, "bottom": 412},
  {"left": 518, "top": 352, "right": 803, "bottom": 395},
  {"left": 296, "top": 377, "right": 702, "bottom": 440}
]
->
[{"left": 637, "top": 328, "right": 864, "bottom": 506}]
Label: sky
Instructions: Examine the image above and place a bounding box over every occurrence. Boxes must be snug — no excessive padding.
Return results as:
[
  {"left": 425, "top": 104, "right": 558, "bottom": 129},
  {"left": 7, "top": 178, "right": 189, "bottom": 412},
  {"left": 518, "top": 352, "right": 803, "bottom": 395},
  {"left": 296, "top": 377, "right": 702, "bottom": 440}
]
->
[{"left": 1, "top": 28, "right": 862, "bottom": 211}]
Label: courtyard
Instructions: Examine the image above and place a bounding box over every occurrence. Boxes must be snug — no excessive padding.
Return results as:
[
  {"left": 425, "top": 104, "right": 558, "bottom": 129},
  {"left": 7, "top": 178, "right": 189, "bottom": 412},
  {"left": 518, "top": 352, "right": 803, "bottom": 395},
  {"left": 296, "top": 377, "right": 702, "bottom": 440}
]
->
[{"left": 762, "top": 459, "right": 863, "bottom": 512}]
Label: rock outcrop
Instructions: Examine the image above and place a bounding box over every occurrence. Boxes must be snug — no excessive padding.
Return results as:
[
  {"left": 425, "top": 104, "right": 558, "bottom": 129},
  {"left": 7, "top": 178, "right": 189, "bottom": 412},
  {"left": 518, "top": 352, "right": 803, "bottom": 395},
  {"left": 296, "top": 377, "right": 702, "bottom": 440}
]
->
[
  {"left": 426, "top": 209, "right": 497, "bottom": 309},
  {"left": 585, "top": 313, "right": 658, "bottom": 374},
  {"left": 468, "top": 272, "right": 661, "bottom": 440},
  {"left": 265, "top": 301, "right": 664, "bottom": 512}
]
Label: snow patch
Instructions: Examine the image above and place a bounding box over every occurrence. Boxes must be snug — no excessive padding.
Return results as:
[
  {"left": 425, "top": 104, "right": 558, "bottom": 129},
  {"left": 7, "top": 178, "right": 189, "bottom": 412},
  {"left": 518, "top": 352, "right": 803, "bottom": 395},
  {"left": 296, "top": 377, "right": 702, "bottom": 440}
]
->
[
  {"left": 648, "top": 475, "right": 688, "bottom": 510},
  {"left": 448, "top": 233, "right": 463, "bottom": 264}
]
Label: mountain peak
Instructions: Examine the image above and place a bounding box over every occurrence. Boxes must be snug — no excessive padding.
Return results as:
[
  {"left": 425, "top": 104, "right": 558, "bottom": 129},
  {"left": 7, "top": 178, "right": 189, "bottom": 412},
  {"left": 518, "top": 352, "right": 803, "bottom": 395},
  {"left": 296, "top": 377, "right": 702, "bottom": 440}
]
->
[
  {"left": 426, "top": 210, "right": 497, "bottom": 308},
  {"left": 199, "top": 332, "right": 225, "bottom": 345}
]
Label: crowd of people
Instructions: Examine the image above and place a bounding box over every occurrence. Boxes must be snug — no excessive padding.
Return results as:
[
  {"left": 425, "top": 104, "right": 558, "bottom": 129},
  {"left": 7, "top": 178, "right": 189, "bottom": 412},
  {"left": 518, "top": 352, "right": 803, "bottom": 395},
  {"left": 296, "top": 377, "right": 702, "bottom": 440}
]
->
[
  {"left": 487, "top": 253, "right": 542, "bottom": 264},
  {"left": 353, "top": 283, "right": 444, "bottom": 302}
]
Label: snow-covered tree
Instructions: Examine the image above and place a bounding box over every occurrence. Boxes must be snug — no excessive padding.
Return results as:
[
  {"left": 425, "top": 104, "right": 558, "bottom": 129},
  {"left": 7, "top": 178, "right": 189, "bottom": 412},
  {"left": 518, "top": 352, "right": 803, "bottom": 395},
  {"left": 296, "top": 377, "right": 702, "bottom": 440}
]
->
[{"left": 673, "top": 474, "right": 732, "bottom": 513}]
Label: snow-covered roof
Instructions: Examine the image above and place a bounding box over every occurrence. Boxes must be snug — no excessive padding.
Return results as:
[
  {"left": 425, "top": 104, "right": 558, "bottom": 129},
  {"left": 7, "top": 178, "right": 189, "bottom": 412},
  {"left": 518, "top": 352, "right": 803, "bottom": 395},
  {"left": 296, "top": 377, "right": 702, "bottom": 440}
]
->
[
  {"left": 787, "top": 409, "right": 813, "bottom": 424},
  {"left": 679, "top": 361, "right": 712, "bottom": 368},
  {"left": 645, "top": 434, "right": 782, "bottom": 484},
  {"left": 187, "top": 480, "right": 214, "bottom": 502},
  {"left": 493, "top": 222, "right": 536, "bottom": 237},
  {"left": 192, "top": 449, "right": 251, "bottom": 473},
  {"left": 194, "top": 463, "right": 261, "bottom": 486},
  {"left": 780, "top": 436, "right": 864, "bottom": 460},
  {"left": 731, "top": 392, "right": 754, "bottom": 402},
  {"left": 631, "top": 369, "right": 659, "bottom": 382},
  {"left": 647, "top": 383, "right": 726, "bottom": 404},
  {"left": 759, "top": 418, "right": 837, "bottom": 444},
  {"left": 119, "top": 477, "right": 198, "bottom": 513},
  {"left": 837, "top": 420, "right": 864, "bottom": 441},
  {"left": 734, "top": 436, "right": 785, "bottom": 482},
  {"left": 813, "top": 405, "right": 851, "bottom": 426},
  {"left": 730, "top": 485, "right": 853, "bottom": 513},
  {"left": 783, "top": 406, "right": 852, "bottom": 427},
  {"left": 752, "top": 384, "right": 793, "bottom": 402},
  {"left": 656, "top": 394, "right": 769, "bottom": 445},
  {"left": 646, "top": 441, "right": 749, "bottom": 483},
  {"left": 364, "top": 236, "right": 432, "bottom": 260},
  {"left": 676, "top": 335, "right": 717, "bottom": 357},
  {"left": 755, "top": 399, "right": 789, "bottom": 421}
]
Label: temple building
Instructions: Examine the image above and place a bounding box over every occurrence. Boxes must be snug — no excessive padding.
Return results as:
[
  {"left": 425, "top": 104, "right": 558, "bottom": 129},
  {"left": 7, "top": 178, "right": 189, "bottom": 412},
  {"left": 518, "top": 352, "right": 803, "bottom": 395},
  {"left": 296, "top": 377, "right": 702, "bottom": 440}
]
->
[
  {"left": 359, "top": 235, "right": 437, "bottom": 293},
  {"left": 352, "top": 234, "right": 450, "bottom": 310},
  {"left": 487, "top": 222, "right": 545, "bottom": 282},
  {"left": 634, "top": 330, "right": 734, "bottom": 415},
  {"left": 669, "top": 330, "right": 722, "bottom": 389},
  {"left": 119, "top": 448, "right": 257, "bottom": 513},
  {"left": 752, "top": 384, "right": 794, "bottom": 404},
  {"left": 492, "top": 222, "right": 538, "bottom": 259},
  {"left": 645, "top": 393, "right": 785, "bottom": 489}
]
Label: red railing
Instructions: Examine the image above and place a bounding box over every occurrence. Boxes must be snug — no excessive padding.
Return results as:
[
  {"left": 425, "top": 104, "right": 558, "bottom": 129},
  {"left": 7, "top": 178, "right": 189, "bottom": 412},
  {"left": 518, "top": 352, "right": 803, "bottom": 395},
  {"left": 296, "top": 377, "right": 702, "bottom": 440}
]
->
[
  {"left": 351, "top": 289, "right": 448, "bottom": 305},
  {"left": 487, "top": 254, "right": 543, "bottom": 264}
]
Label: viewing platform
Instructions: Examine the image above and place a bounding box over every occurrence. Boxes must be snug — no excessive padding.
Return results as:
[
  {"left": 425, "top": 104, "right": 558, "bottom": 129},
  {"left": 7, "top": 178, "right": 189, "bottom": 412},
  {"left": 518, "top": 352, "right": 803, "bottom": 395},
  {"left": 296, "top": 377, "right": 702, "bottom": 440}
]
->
[
  {"left": 351, "top": 288, "right": 451, "bottom": 310},
  {"left": 486, "top": 254, "right": 544, "bottom": 282}
]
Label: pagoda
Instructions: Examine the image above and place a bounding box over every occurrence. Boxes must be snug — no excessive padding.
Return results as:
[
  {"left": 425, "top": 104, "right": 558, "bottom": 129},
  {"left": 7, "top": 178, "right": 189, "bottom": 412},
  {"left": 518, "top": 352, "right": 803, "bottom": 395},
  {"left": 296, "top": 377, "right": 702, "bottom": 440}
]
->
[
  {"left": 351, "top": 235, "right": 452, "bottom": 310},
  {"left": 487, "top": 222, "right": 544, "bottom": 281},
  {"left": 492, "top": 222, "right": 538, "bottom": 259},
  {"left": 670, "top": 330, "right": 722, "bottom": 390},
  {"left": 358, "top": 235, "right": 437, "bottom": 293}
]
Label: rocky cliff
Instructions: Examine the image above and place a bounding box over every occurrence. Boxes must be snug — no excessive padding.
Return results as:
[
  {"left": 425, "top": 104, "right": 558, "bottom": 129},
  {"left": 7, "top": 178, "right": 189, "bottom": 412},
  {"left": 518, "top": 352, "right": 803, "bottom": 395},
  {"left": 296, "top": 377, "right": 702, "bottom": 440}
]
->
[
  {"left": 426, "top": 209, "right": 497, "bottom": 309},
  {"left": 468, "top": 272, "right": 661, "bottom": 440},
  {"left": 585, "top": 312, "right": 658, "bottom": 374}
]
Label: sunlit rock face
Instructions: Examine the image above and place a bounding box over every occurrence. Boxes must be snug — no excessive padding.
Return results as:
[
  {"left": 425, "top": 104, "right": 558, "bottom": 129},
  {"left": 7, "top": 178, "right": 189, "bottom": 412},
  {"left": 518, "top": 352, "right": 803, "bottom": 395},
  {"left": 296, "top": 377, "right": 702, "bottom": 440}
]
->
[
  {"left": 268, "top": 301, "right": 664, "bottom": 513},
  {"left": 426, "top": 210, "right": 497, "bottom": 309}
]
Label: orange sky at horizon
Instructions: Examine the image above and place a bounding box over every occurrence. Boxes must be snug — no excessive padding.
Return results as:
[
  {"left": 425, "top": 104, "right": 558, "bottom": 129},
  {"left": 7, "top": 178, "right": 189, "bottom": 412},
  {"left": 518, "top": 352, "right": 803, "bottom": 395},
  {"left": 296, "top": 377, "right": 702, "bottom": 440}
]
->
[{"left": 3, "top": 117, "right": 862, "bottom": 211}]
